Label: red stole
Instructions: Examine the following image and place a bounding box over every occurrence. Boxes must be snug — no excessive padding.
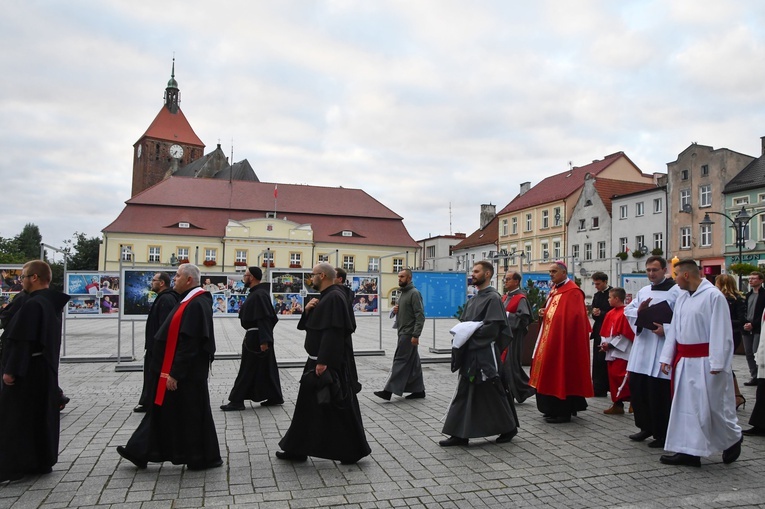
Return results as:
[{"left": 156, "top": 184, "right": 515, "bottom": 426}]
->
[
  {"left": 154, "top": 287, "right": 205, "bottom": 406},
  {"left": 600, "top": 306, "right": 634, "bottom": 341},
  {"left": 502, "top": 293, "right": 524, "bottom": 313}
]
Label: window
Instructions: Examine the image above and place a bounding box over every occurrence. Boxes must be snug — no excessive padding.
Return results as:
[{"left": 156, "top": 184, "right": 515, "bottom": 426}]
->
[
  {"left": 741, "top": 223, "right": 750, "bottom": 242},
  {"left": 759, "top": 193, "right": 765, "bottom": 203},
  {"left": 121, "top": 245, "right": 133, "bottom": 262},
  {"left": 501, "top": 219, "right": 508, "bottom": 236},
  {"left": 541, "top": 241, "right": 549, "bottom": 261},
  {"left": 542, "top": 210, "right": 549, "bottom": 229},
  {"left": 235, "top": 250, "right": 247, "bottom": 264},
  {"left": 620, "top": 205, "right": 628, "bottom": 219},
  {"left": 681, "top": 169, "right": 689, "bottom": 180},
  {"left": 680, "top": 189, "right": 691, "bottom": 210},
  {"left": 263, "top": 251, "right": 274, "bottom": 264},
  {"left": 591, "top": 216, "right": 599, "bottom": 229},
  {"left": 177, "top": 247, "right": 189, "bottom": 262},
  {"left": 148, "top": 246, "right": 161, "bottom": 263},
  {"left": 368, "top": 257, "right": 380, "bottom": 272},
  {"left": 393, "top": 258, "right": 403, "bottom": 273},
  {"left": 525, "top": 213, "right": 532, "bottom": 232},
  {"left": 699, "top": 185, "right": 711, "bottom": 207},
  {"left": 653, "top": 198, "right": 663, "bottom": 214},
  {"left": 205, "top": 248, "right": 217, "bottom": 262},
  {"left": 584, "top": 243, "right": 592, "bottom": 261},
  {"left": 511, "top": 217, "right": 518, "bottom": 235},
  {"left": 343, "top": 255, "right": 355, "bottom": 272},
  {"left": 653, "top": 233, "right": 663, "bottom": 251},
  {"left": 761, "top": 221, "right": 765, "bottom": 243},
  {"left": 636, "top": 202, "right": 644, "bottom": 217},
  {"left": 553, "top": 241, "right": 561, "bottom": 259},
  {"left": 426, "top": 245, "right": 436, "bottom": 258},
  {"left": 636, "top": 235, "right": 645, "bottom": 250},
  {"left": 619, "top": 237, "right": 628, "bottom": 253},
  {"left": 510, "top": 245, "right": 518, "bottom": 264},
  {"left": 700, "top": 224, "right": 711, "bottom": 247},
  {"left": 701, "top": 164, "right": 709, "bottom": 176},
  {"left": 734, "top": 196, "right": 750, "bottom": 206},
  {"left": 571, "top": 244, "right": 580, "bottom": 260},
  {"left": 578, "top": 219, "right": 586, "bottom": 231},
  {"left": 318, "top": 254, "right": 329, "bottom": 263},
  {"left": 554, "top": 207, "right": 562, "bottom": 226},
  {"left": 524, "top": 243, "right": 532, "bottom": 261},
  {"left": 598, "top": 241, "right": 606, "bottom": 259},
  {"left": 680, "top": 227, "right": 691, "bottom": 249},
  {"left": 290, "top": 252, "right": 302, "bottom": 266},
  {"left": 341, "top": 230, "right": 353, "bottom": 237}
]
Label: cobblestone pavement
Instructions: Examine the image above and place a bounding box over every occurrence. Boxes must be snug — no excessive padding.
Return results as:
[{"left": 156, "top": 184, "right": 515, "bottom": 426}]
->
[{"left": 1, "top": 317, "right": 764, "bottom": 508}]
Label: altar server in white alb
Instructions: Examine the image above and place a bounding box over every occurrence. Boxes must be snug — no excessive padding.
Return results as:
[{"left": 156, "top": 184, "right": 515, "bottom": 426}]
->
[{"left": 658, "top": 259, "right": 742, "bottom": 467}]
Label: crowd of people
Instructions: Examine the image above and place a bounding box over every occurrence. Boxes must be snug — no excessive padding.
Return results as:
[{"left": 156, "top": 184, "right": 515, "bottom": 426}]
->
[{"left": 0, "top": 258, "right": 762, "bottom": 483}]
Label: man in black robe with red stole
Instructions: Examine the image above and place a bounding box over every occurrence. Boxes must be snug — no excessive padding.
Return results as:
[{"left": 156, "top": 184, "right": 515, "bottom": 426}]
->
[
  {"left": 276, "top": 263, "right": 370, "bottom": 464},
  {"left": 440, "top": 261, "right": 518, "bottom": 447},
  {"left": 0, "top": 260, "right": 70, "bottom": 482},
  {"left": 501, "top": 271, "right": 535, "bottom": 404},
  {"left": 134, "top": 272, "right": 178, "bottom": 412},
  {"left": 117, "top": 263, "right": 222, "bottom": 471},
  {"left": 221, "top": 266, "right": 283, "bottom": 410},
  {"left": 529, "top": 262, "right": 594, "bottom": 423}
]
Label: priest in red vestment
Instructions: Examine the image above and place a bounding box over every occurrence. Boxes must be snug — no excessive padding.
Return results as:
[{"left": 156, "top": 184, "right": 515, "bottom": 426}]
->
[{"left": 529, "top": 262, "right": 594, "bottom": 423}]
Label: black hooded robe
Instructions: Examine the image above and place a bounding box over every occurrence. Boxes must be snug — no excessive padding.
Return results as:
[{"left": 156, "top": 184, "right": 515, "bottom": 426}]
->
[
  {"left": 0, "top": 288, "right": 70, "bottom": 480},
  {"left": 227, "top": 282, "right": 283, "bottom": 404},
  {"left": 137, "top": 289, "right": 179, "bottom": 406},
  {"left": 278, "top": 284, "right": 370, "bottom": 463}
]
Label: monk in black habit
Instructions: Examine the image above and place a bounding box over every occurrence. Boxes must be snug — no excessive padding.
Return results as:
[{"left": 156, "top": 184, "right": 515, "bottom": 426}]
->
[
  {"left": 440, "top": 261, "right": 518, "bottom": 447},
  {"left": 117, "top": 263, "right": 222, "bottom": 471},
  {"left": 276, "top": 263, "right": 370, "bottom": 464},
  {"left": 221, "top": 266, "right": 283, "bottom": 410},
  {"left": 0, "top": 260, "right": 70, "bottom": 482}
]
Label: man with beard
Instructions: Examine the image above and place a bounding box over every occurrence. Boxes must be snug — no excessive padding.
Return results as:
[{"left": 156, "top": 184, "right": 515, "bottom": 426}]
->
[
  {"left": 374, "top": 269, "right": 426, "bottom": 401},
  {"left": 334, "top": 268, "right": 357, "bottom": 332},
  {"left": 275, "top": 263, "right": 370, "bottom": 464},
  {"left": 590, "top": 272, "right": 612, "bottom": 398},
  {"left": 440, "top": 261, "right": 518, "bottom": 446},
  {"left": 529, "top": 262, "right": 593, "bottom": 423},
  {"left": 117, "top": 263, "right": 222, "bottom": 471},
  {"left": 134, "top": 272, "right": 178, "bottom": 413},
  {"left": 221, "top": 266, "right": 283, "bottom": 410},
  {"left": 500, "top": 271, "right": 535, "bottom": 404},
  {"left": 623, "top": 256, "right": 682, "bottom": 448},
  {"left": 658, "top": 259, "right": 742, "bottom": 467},
  {"left": 0, "top": 260, "right": 70, "bottom": 482}
]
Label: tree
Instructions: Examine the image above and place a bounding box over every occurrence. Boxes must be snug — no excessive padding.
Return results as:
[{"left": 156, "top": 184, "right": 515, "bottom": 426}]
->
[
  {"left": 64, "top": 232, "right": 101, "bottom": 271},
  {"left": 15, "top": 223, "right": 42, "bottom": 260},
  {"left": 0, "top": 237, "right": 24, "bottom": 264}
]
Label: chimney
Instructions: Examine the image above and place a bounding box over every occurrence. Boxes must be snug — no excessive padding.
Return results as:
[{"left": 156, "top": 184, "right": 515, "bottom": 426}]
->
[
  {"left": 520, "top": 182, "right": 531, "bottom": 195},
  {"left": 761, "top": 136, "right": 765, "bottom": 156},
  {"left": 479, "top": 204, "right": 496, "bottom": 229}
]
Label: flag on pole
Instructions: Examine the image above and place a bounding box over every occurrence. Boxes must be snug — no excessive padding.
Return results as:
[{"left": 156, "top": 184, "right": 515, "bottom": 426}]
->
[{"left": 274, "top": 184, "right": 278, "bottom": 199}]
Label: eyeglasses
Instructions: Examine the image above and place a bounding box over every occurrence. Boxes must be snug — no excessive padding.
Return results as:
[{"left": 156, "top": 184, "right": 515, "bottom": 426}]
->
[{"left": 20, "top": 274, "right": 35, "bottom": 280}]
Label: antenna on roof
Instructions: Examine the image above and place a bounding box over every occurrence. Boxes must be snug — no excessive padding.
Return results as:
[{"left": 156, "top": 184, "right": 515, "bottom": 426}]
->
[
  {"left": 230, "top": 139, "right": 234, "bottom": 184},
  {"left": 449, "top": 202, "right": 453, "bottom": 235},
  {"left": 567, "top": 160, "right": 574, "bottom": 177}
]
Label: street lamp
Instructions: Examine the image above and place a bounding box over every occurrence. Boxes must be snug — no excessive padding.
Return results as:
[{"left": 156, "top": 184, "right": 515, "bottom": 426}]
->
[{"left": 699, "top": 206, "right": 765, "bottom": 288}]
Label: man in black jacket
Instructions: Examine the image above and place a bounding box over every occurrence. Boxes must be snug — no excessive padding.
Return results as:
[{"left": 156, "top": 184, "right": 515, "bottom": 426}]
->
[
  {"left": 590, "top": 272, "right": 612, "bottom": 398},
  {"left": 743, "top": 272, "right": 765, "bottom": 386}
]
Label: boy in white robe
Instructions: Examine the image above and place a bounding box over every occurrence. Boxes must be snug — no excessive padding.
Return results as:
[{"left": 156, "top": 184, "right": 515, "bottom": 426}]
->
[{"left": 658, "top": 259, "right": 742, "bottom": 467}]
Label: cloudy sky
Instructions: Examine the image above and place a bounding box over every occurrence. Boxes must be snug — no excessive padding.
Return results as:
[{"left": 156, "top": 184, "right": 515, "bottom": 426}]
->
[{"left": 2, "top": 1, "right": 765, "bottom": 253}]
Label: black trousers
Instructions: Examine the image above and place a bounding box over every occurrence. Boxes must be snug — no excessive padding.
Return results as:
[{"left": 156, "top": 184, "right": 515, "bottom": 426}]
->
[
  {"left": 591, "top": 337, "right": 609, "bottom": 395},
  {"left": 749, "top": 379, "right": 765, "bottom": 429},
  {"left": 628, "top": 372, "right": 671, "bottom": 441}
]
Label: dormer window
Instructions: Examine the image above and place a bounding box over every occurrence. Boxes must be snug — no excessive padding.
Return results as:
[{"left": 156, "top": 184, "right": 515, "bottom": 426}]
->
[
  {"left": 178, "top": 222, "right": 189, "bottom": 228},
  {"left": 266, "top": 212, "right": 277, "bottom": 219},
  {"left": 342, "top": 230, "right": 353, "bottom": 237}
]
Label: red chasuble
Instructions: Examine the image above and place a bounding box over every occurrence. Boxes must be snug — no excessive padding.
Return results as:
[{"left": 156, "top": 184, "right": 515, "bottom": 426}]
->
[{"left": 529, "top": 280, "right": 594, "bottom": 399}]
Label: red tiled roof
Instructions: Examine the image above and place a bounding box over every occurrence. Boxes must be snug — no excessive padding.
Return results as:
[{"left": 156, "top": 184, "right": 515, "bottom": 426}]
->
[
  {"left": 497, "top": 152, "right": 637, "bottom": 215},
  {"left": 104, "top": 177, "right": 418, "bottom": 248},
  {"left": 592, "top": 178, "right": 656, "bottom": 214},
  {"left": 453, "top": 215, "right": 499, "bottom": 250},
  {"left": 137, "top": 106, "right": 205, "bottom": 147}
]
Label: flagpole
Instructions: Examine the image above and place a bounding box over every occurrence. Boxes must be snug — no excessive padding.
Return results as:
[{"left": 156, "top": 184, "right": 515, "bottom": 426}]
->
[{"left": 274, "top": 184, "right": 278, "bottom": 216}]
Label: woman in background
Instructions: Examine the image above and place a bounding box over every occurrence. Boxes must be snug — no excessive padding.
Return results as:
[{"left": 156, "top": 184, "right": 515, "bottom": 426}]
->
[{"left": 715, "top": 274, "right": 747, "bottom": 410}]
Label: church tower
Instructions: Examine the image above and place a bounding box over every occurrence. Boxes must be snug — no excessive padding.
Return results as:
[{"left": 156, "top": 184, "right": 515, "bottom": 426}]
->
[{"left": 131, "top": 59, "right": 205, "bottom": 196}]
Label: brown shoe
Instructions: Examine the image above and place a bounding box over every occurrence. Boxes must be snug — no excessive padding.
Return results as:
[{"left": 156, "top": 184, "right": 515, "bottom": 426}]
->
[
  {"left": 603, "top": 404, "right": 624, "bottom": 415},
  {"left": 628, "top": 403, "right": 634, "bottom": 413}
]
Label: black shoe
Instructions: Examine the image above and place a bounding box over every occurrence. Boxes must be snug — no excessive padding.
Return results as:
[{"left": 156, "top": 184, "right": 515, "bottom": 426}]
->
[
  {"left": 260, "top": 399, "right": 284, "bottom": 407},
  {"left": 373, "top": 390, "right": 392, "bottom": 401},
  {"left": 220, "top": 402, "right": 245, "bottom": 411},
  {"left": 133, "top": 405, "right": 147, "bottom": 413},
  {"left": 647, "top": 439, "right": 665, "bottom": 449},
  {"left": 496, "top": 429, "right": 517, "bottom": 444},
  {"left": 405, "top": 392, "right": 426, "bottom": 400},
  {"left": 339, "top": 459, "right": 358, "bottom": 465},
  {"left": 187, "top": 459, "right": 223, "bottom": 471},
  {"left": 116, "top": 446, "right": 147, "bottom": 469},
  {"left": 59, "top": 396, "right": 70, "bottom": 410},
  {"left": 744, "top": 378, "right": 758, "bottom": 386},
  {"left": 659, "top": 453, "right": 700, "bottom": 467},
  {"left": 275, "top": 450, "right": 307, "bottom": 462},
  {"left": 723, "top": 437, "right": 743, "bottom": 464},
  {"left": 742, "top": 426, "right": 765, "bottom": 437},
  {"left": 0, "top": 471, "right": 25, "bottom": 483},
  {"left": 594, "top": 392, "right": 608, "bottom": 398},
  {"left": 32, "top": 465, "right": 52, "bottom": 475},
  {"left": 544, "top": 415, "right": 571, "bottom": 424},
  {"left": 439, "top": 436, "right": 469, "bottom": 447},
  {"left": 629, "top": 430, "right": 652, "bottom": 442}
]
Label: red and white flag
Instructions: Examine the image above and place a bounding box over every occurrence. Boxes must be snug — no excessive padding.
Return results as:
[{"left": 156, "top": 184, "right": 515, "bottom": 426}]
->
[{"left": 274, "top": 184, "right": 278, "bottom": 199}]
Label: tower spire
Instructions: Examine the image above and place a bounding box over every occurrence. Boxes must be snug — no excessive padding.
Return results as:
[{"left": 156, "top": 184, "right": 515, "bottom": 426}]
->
[{"left": 164, "top": 55, "right": 180, "bottom": 113}]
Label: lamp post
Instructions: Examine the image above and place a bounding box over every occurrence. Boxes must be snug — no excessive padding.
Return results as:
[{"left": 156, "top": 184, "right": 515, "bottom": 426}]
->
[{"left": 699, "top": 206, "right": 765, "bottom": 288}]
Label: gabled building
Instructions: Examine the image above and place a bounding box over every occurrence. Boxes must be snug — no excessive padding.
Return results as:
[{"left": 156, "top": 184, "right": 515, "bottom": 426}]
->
[
  {"left": 496, "top": 152, "right": 654, "bottom": 273},
  {"left": 568, "top": 174, "right": 657, "bottom": 298},
  {"left": 667, "top": 142, "right": 754, "bottom": 277},
  {"left": 417, "top": 233, "right": 467, "bottom": 272}
]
